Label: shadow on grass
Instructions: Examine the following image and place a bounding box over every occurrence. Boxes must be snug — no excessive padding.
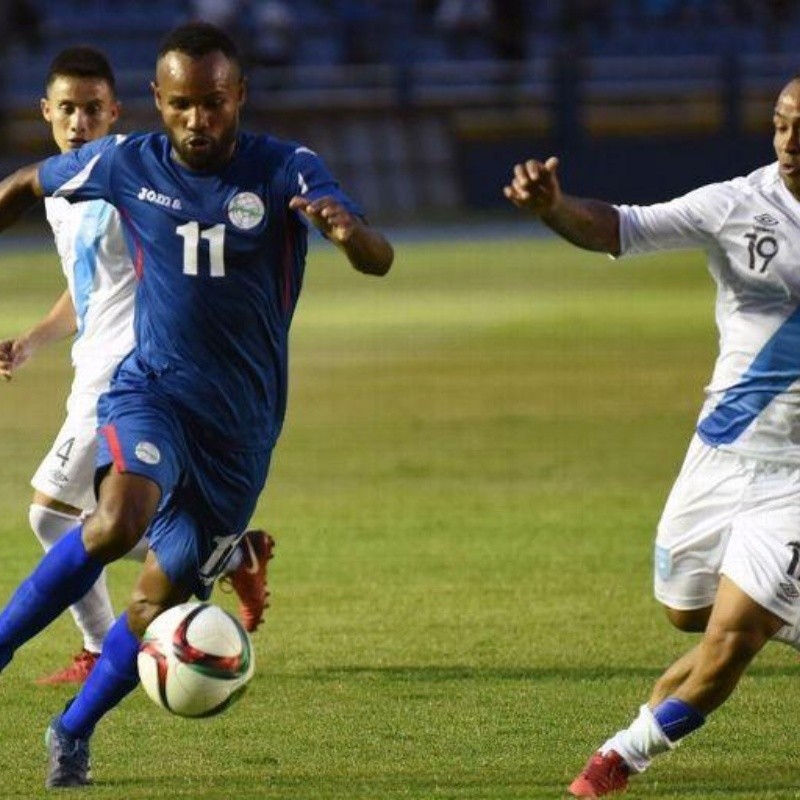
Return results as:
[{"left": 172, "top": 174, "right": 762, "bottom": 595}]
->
[
  {"left": 297, "top": 662, "right": 800, "bottom": 682},
  {"left": 300, "top": 664, "right": 661, "bottom": 681}
]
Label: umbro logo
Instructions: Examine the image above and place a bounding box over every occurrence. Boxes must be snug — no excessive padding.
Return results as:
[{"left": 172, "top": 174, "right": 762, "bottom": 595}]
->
[
  {"left": 754, "top": 213, "right": 780, "bottom": 226},
  {"left": 778, "top": 581, "right": 800, "bottom": 602},
  {"left": 137, "top": 186, "right": 182, "bottom": 210},
  {"left": 47, "top": 469, "right": 69, "bottom": 487}
]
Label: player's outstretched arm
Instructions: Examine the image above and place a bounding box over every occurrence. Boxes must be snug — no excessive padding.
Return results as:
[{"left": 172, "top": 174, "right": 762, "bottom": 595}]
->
[
  {"left": 1, "top": 290, "right": 78, "bottom": 381},
  {"left": 289, "top": 195, "right": 394, "bottom": 276},
  {"left": 0, "top": 164, "right": 45, "bottom": 231},
  {"left": 503, "top": 156, "right": 621, "bottom": 255}
]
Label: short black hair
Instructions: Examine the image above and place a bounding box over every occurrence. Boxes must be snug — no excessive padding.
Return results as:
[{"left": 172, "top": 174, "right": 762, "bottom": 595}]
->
[
  {"left": 45, "top": 46, "right": 116, "bottom": 94},
  {"left": 158, "top": 21, "right": 241, "bottom": 69}
]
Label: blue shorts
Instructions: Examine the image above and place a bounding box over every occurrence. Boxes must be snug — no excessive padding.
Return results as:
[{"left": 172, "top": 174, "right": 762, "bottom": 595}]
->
[{"left": 96, "top": 371, "right": 271, "bottom": 599}]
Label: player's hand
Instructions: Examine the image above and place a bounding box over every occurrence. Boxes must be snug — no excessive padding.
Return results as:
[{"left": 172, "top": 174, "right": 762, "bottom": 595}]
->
[
  {"left": 503, "top": 156, "right": 562, "bottom": 216},
  {"left": 0, "top": 337, "right": 32, "bottom": 381},
  {"left": 289, "top": 195, "right": 359, "bottom": 245},
  {"left": 0, "top": 339, "right": 16, "bottom": 381}
]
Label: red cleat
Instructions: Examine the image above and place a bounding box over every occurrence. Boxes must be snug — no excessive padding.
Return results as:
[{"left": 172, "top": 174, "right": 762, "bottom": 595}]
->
[
  {"left": 220, "top": 530, "right": 275, "bottom": 632},
  {"left": 568, "top": 750, "right": 630, "bottom": 798},
  {"left": 36, "top": 649, "right": 99, "bottom": 686}
]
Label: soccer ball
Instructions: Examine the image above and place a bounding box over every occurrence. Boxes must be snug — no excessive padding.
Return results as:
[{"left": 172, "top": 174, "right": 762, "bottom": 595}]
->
[{"left": 137, "top": 602, "right": 255, "bottom": 718}]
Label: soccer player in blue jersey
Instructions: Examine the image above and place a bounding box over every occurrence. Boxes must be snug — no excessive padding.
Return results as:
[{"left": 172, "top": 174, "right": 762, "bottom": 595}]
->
[
  {"left": 0, "top": 21, "right": 393, "bottom": 789},
  {"left": 0, "top": 46, "right": 275, "bottom": 688}
]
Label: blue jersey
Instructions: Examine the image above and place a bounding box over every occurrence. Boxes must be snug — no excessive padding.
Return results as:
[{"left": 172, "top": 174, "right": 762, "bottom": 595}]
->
[{"left": 39, "top": 132, "right": 362, "bottom": 450}]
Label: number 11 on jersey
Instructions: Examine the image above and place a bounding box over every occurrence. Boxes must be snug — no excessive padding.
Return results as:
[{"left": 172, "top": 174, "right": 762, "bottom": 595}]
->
[{"left": 177, "top": 221, "right": 226, "bottom": 277}]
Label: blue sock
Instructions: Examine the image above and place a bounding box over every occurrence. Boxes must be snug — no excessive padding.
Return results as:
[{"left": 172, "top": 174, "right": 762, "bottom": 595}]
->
[
  {"left": 60, "top": 613, "right": 140, "bottom": 739},
  {"left": 0, "top": 526, "right": 102, "bottom": 670},
  {"left": 652, "top": 697, "right": 706, "bottom": 742}
]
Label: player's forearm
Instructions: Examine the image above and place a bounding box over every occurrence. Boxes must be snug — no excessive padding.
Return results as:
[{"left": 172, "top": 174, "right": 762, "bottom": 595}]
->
[
  {"left": 340, "top": 222, "right": 394, "bottom": 276},
  {"left": 23, "top": 291, "right": 78, "bottom": 352},
  {"left": 541, "top": 195, "right": 621, "bottom": 255},
  {"left": 0, "top": 164, "right": 44, "bottom": 231}
]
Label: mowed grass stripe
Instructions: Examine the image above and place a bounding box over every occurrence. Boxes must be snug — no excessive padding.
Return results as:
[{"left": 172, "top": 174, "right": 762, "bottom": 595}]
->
[{"left": 0, "top": 236, "right": 795, "bottom": 799}]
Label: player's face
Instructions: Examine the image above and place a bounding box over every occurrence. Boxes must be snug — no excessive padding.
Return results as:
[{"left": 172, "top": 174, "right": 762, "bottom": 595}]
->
[
  {"left": 153, "top": 50, "right": 245, "bottom": 171},
  {"left": 40, "top": 76, "right": 119, "bottom": 154},
  {"left": 773, "top": 80, "right": 800, "bottom": 199}
]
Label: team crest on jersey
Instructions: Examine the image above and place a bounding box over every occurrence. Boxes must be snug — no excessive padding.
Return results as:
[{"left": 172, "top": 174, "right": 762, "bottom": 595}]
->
[
  {"left": 134, "top": 441, "right": 161, "bottom": 465},
  {"left": 228, "top": 192, "right": 265, "bottom": 230},
  {"left": 754, "top": 213, "right": 780, "bottom": 226}
]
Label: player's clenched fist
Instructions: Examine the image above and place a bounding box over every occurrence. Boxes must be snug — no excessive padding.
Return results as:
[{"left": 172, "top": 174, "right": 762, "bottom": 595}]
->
[
  {"left": 0, "top": 340, "right": 12, "bottom": 381},
  {"left": 0, "top": 336, "right": 36, "bottom": 381},
  {"left": 503, "top": 156, "right": 562, "bottom": 216},
  {"left": 289, "top": 195, "right": 357, "bottom": 243},
  {"left": 0, "top": 338, "right": 30, "bottom": 381},
  {"left": 288, "top": 194, "right": 393, "bottom": 275}
]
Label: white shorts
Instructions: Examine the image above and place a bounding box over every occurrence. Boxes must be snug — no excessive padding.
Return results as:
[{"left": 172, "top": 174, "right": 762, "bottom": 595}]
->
[
  {"left": 655, "top": 434, "right": 800, "bottom": 626},
  {"left": 30, "top": 386, "right": 102, "bottom": 512}
]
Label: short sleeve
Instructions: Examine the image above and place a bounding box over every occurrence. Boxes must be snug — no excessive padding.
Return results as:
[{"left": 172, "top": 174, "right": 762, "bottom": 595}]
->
[
  {"left": 285, "top": 146, "right": 364, "bottom": 218},
  {"left": 616, "top": 180, "right": 738, "bottom": 256},
  {"left": 38, "top": 135, "right": 121, "bottom": 204}
]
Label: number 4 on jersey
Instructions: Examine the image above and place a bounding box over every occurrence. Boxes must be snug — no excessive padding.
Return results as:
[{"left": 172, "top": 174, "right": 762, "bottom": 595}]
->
[
  {"left": 177, "top": 222, "right": 226, "bottom": 277},
  {"left": 55, "top": 437, "right": 75, "bottom": 468}
]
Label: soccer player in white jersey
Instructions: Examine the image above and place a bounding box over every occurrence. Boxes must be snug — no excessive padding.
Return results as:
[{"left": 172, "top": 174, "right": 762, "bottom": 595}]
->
[
  {"left": 505, "top": 76, "right": 800, "bottom": 797},
  {"left": 0, "top": 47, "right": 273, "bottom": 686}
]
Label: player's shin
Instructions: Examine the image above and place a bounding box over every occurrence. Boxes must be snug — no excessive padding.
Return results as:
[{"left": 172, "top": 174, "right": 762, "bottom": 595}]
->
[
  {"left": 59, "top": 612, "right": 140, "bottom": 738},
  {"left": 0, "top": 526, "right": 103, "bottom": 669}
]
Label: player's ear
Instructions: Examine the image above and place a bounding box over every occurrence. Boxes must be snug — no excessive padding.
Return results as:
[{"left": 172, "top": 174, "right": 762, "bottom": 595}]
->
[
  {"left": 109, "top": 100, "right": 121, "bottom": 125},
  {"left": 238, "top": 77, "right": 247, "bottom": 108},
  {"left": 151, "top": 81, "right": 162, "bottom": 111},
  {"left": 40, "top": 97, "right": 51, "bottom": 123}
]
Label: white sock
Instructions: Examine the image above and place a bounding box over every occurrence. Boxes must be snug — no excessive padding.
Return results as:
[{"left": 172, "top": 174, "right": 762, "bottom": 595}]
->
[
  {"left": 28, "top": 503, "right": 81, "bottom": 551},
  {"left": 599, "top": 704, "right": 675, "bottom": 774},
  {"left": 29, "top": 503, "right": 115, "bottom": 653}
]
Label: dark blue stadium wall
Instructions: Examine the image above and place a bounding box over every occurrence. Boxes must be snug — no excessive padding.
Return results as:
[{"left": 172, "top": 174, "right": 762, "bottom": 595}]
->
[{"left": 459, "top": 136, "right": 773, "bottom": 208}]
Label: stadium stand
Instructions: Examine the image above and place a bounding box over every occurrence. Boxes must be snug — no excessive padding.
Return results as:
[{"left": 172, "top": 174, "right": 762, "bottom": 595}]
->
[{"left": 3, "top": 1, "right": 800, "bottom": 217}]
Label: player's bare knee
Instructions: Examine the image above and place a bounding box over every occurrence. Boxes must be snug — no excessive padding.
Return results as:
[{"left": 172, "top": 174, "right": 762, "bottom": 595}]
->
[
  {"left": 82, "top": 504, "right": 148, "bottom": 561},
  {"left": 127, "top": 593, "right": 168, "bottom": 638},
  {"left": 665, "top": 606, "right": 710, "bottom": 633}
]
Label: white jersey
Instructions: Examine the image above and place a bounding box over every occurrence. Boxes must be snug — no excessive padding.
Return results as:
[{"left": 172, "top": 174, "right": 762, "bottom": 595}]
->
[
  {"left": 616, "top": 162, "right": 800, "bottom": 463},
  {"left": 44, "top": 196, "right": 135, "bottom": 391},
  {"left": 32, "top": 198, "right": 135, "bottom": 509}
]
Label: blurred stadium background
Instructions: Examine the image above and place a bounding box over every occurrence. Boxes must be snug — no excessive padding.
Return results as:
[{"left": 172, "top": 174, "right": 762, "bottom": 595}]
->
[
  {"left": 0, "top": 0, "right": 797, "bottom": 225},
  {"left": 2, "top": 6, "right": 800, "bottom": 794}
]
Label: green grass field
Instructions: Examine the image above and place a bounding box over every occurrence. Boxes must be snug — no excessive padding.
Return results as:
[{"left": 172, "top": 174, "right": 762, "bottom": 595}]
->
[{"left": 0, "top": 234, "right": 797, "bottom": 799}]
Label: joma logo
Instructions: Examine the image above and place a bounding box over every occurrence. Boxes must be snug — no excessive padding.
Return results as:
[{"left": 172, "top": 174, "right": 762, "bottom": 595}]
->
[{"left": 137, "top": 186, "right": 182, "bottom": 210}]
